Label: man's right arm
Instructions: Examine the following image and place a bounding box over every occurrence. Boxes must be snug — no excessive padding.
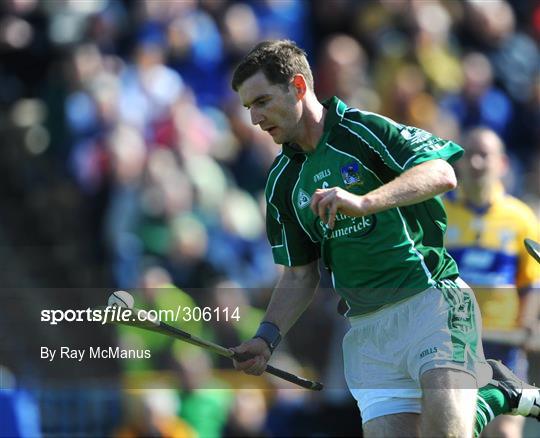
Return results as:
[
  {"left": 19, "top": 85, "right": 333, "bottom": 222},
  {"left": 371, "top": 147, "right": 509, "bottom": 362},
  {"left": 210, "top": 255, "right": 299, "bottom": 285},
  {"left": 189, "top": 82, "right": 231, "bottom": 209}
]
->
[{"left": 232, "top": 260, "right": 320, "bottom": 375}]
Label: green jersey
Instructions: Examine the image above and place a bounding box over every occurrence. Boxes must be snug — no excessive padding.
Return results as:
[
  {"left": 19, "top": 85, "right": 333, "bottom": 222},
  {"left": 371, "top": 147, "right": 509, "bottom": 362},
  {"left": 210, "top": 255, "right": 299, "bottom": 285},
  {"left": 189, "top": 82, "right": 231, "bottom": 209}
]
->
[{"left": 265, "top": 97, "right": 463, "bottom": 316}]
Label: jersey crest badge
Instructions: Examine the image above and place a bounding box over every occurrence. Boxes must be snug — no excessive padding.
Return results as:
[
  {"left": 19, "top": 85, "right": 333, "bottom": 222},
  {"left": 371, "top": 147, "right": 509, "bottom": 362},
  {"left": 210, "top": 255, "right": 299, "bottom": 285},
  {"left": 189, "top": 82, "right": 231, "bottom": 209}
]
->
[
  {"left": 297, "top": 189, "right": 311, "bottom": 209},
  {"left": 340, "top": 162, "right": 361, "bottom": 186}
]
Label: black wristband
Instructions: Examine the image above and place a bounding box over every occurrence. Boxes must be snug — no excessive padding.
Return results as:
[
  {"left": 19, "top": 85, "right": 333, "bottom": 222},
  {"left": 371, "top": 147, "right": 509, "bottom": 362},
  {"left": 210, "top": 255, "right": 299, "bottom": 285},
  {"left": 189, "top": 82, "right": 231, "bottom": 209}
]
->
[{"left": 254, "top": 321, "right": 282, "bottom": 353}]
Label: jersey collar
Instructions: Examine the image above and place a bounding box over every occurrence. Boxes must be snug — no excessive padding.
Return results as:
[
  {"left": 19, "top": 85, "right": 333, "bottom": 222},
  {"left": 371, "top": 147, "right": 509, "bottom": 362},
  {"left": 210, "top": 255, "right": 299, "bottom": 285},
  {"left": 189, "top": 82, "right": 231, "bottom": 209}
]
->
[
  {"left": 282, "top": 96, "right": 348, "bottom": 157},
  {"left": 322, "top": 96, "right": 348, "bottom": 131}
]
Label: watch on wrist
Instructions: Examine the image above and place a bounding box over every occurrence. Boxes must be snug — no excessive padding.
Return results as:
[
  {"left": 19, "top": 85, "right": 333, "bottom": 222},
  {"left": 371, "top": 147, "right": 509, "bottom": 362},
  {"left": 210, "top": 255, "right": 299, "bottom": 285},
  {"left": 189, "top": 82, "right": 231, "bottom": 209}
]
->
[{"left": 254, "top": 321, "right": 282, "bottom": 353}]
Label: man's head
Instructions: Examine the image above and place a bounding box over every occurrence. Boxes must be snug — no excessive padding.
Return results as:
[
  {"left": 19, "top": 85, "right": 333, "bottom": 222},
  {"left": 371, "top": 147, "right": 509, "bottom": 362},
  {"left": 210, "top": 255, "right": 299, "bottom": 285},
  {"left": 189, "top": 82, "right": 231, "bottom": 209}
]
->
[
  {"left": 459, "top": 127, "right": 508, "bottom": 188},
  {"left": 232, "top": 40, "right": 315, "bottom": 145},
  {"left": 232, "top": 40, "right": 313, "bottom": 93}
]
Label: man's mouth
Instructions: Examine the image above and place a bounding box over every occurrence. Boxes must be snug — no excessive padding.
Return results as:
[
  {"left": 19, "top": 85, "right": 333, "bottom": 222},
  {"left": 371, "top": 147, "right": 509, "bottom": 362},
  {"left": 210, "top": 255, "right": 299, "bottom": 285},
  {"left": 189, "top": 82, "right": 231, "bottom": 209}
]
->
[{"left": 263, "top": 126, "right": 277, "bottom": 135}]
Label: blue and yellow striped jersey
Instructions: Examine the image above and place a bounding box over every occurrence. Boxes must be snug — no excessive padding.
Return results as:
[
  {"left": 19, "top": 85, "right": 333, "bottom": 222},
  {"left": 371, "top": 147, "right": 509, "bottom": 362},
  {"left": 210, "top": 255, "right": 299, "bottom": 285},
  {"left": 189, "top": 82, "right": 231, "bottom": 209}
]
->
[{"left": 444, "top": 184, "right": 540, "bottom": 329}]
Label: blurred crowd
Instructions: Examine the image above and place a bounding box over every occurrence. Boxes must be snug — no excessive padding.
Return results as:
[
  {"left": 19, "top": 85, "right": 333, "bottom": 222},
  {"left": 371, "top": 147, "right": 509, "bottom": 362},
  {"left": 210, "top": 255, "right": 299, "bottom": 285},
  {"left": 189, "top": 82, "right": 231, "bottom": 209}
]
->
[{"left": 1, "top": 0, "right": 539, "bottom": 436}]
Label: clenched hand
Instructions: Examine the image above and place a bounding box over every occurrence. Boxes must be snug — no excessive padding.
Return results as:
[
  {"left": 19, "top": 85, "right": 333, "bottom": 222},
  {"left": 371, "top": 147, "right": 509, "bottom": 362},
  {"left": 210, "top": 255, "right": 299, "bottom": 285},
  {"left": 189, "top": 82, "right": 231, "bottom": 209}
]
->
[{"left": 310, "top": 187, "right": 371, "bottom": 229}]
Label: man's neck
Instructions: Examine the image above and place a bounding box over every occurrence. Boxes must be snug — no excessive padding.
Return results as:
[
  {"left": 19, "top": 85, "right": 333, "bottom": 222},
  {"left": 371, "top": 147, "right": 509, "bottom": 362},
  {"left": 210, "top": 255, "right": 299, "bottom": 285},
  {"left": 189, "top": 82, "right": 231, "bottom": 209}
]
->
[
  {"left": 295, "top": 99, "right": 327, "bottom": 152},
  {"left": 462, "top": 184, "right": 493, "bottom": 208}
]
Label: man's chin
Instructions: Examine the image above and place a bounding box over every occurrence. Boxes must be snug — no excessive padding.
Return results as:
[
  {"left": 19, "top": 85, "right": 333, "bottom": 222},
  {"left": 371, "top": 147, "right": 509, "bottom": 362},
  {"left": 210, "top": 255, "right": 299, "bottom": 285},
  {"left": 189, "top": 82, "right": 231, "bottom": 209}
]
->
[
  {"left": 268, "top": 130, "right": 292, "bottom": 145},
  {"left": 270, "top": 133, "right": 285, "bottom": 145}
]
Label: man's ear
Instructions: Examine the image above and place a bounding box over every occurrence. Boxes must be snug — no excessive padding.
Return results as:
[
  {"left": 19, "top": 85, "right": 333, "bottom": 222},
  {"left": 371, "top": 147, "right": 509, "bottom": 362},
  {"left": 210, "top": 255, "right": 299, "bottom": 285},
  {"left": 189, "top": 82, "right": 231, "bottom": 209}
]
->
[{"left": 292, "top": 74, "right": 307, "bottom": 99}]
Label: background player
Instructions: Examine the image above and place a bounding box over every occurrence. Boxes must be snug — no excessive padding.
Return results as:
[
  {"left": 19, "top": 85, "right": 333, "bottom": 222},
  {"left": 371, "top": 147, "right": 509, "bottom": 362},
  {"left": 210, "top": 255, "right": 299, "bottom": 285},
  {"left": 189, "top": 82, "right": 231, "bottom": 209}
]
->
[{"left": 445, "top": 127, "right": 540, "bottom": 437}]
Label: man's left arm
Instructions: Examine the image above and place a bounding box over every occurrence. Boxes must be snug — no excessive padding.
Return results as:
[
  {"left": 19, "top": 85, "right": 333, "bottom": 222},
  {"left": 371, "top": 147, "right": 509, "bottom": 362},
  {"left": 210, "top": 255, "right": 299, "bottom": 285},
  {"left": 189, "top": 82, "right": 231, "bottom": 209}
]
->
[{"left": 311, "top": 159, "right": 456, "bottom": 229}]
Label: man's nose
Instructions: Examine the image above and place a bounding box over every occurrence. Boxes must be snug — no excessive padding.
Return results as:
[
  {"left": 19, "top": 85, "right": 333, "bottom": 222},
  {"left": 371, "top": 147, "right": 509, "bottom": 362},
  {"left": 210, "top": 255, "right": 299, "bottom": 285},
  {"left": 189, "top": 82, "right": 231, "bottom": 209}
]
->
[
  {"left": 250, "top": 108, "right": 264, "bottom": 126},
  {"left": 470, "top": 154, "right": 485, "bottom": 170}
]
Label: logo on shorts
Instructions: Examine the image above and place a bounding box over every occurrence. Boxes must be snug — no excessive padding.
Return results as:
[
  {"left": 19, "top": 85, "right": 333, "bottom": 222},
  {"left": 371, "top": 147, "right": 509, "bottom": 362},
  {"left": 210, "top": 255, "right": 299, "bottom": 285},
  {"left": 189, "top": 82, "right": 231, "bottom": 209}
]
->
[
  {"left": 451, "top": 294, "right": 474, "bottom": 333},
  {"left": 420, "top": 347, "right": 438, "bottom": 358}
]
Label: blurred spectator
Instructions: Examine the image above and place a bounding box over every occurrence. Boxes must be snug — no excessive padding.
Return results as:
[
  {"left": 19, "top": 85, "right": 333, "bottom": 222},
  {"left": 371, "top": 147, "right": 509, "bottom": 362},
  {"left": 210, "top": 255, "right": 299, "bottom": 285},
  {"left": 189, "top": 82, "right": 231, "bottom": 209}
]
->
[
  {"left": 222, "top": 100, "right": 277, "bottom": 195},
  {"left": 264, "top": 353, "right": 313, "bottom": 436},
  {"left": 315, "top": 34, "right": 379, "bottom": 111},
  {"left": 378, "top": 63, "right": 438, "bottom": 129},
  {"left": 165, "top": 3, "right": 226, "bottom": 107},
  {"left": 119, "top": 37, "right": 183, "bottom": 146},
  {"left": 310, "top": 0, "right": 356, "bottom": 48},
  {"left": 0, "top": 366, "right": 41, "bottom": 438},
  {"left": 0, "top": 0, "right": 50, "bottom": 102},
  {"left": 207, "top": 188, "right": 276, "bottom": 288},
  {"left": 510, "top": 72, "right": 540, "bottom": 167},
  {"left": 251, "top": 0, "right": 310, "bottom": 52},
  {"left": 440, "top": 52, "right": 514, "bottom": 142},
  {"left": 222, "top": 2, "right": 260, "bottom": 61},
  {"left": 444, "top": 127, "right": 540, "bottom": 437},
  {"left": 114, "top": 389, "right": 196, "bottom": 438},
  {"left": 84, "top": 0, "right": 128, "bottom": 54},
  {"left": 165, "top": 213, "right": 221, "bottom": 290},
  {"left": 411, "top": 0, "right": 463, "bottom": 95},
  {"left": 461, "top": 0, "right": 540, "bottom": 104},
  {"left": 103, "top": 124, "right": 146, "bottom": 289},
  {"left": 174, "top": 348, "right": 234, "bottom": 437},
  {"left": 66, "top": 43, "right": 115, "bottom": 193},
  {"left": 223, "top": 387, "right": 269, "bottom": 437}
]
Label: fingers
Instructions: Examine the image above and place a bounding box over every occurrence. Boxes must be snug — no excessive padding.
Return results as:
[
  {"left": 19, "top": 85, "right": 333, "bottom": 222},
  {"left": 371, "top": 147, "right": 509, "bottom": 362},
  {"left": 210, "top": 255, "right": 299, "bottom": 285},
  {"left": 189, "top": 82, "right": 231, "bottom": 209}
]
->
[
  {"left": 232, "top": 350, "right": 255, "bottom": 362},
  {"left": 233, "top": 355, "right": 267, "bottom": 375},
  {"left": 327, "top": 201, "right": 338, "bottom": 230},
  {"left": 311, "top": 189, "right": 338, "bottom": 229},
  {"left": 317, "top": 192, "right": 331, "bottom": 223},
  {"left": 243, "top": 355, "right": 268, "bottom": 375},
  {"left": 309, "top": 189, "right": 323, "bottom": 216},
  {"left": 231, "top": 339, "right": 270, "bottom": 376}
]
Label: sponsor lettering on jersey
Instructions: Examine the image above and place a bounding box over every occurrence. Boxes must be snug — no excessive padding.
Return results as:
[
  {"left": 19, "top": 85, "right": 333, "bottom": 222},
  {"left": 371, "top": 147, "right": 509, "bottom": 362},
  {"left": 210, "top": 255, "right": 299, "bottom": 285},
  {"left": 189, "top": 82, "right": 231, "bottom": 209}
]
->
[
  {"left": 314, "top": 169, "right": 331, "bottom": 182},
  {"left": 323, "top": 214, "right": 377, "bottom": 239}
]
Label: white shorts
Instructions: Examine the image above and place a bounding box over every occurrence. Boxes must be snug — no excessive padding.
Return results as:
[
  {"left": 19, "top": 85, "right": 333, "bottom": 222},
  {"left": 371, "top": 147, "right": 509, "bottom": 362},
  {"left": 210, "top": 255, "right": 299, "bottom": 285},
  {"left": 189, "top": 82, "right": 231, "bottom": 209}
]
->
[{"left": 342, "top": 278, "right": 492, "bottom": 424}]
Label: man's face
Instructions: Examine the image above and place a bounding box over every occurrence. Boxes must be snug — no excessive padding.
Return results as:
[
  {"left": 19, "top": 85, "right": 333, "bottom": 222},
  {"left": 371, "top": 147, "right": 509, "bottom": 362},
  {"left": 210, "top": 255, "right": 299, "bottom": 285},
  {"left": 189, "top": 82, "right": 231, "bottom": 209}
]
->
[
  {"left": 459, "top": 132, "right": 507, "bottom": 187},
  {"left": 238, "top": 71, "right": 301, "bottom": 145}
]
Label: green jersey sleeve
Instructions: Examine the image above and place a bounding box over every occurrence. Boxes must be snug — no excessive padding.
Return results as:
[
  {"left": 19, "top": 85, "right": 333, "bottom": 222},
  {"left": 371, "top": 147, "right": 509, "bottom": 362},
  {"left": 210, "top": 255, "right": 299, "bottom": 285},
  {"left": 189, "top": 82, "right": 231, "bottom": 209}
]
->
[
  {"left": 346, "top": 111, "right": 464, "bottom": 173},
  {"left": 266, "top": 205, "right": 319, "bottom": 266},
  {"left": 265, "top": 153, "right": 320, "bottom": 267}
]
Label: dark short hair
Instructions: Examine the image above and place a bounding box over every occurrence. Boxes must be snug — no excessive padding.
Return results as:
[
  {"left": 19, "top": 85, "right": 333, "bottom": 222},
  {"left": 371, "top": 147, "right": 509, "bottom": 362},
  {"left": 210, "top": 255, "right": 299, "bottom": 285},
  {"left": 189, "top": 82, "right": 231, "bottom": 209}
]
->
[{"left": 231, "top": 40, "right": 314, "bottom": 92}]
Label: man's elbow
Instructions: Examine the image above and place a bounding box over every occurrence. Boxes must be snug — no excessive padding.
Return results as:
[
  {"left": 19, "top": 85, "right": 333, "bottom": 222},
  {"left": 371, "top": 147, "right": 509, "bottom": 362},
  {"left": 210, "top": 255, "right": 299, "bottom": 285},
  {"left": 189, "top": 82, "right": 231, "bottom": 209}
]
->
[
  {"left": 443, "top": 170, "right": 457, "bottom": 191},
  {"left": 437, "top": 160, "right": 457, "bottom": 192}
]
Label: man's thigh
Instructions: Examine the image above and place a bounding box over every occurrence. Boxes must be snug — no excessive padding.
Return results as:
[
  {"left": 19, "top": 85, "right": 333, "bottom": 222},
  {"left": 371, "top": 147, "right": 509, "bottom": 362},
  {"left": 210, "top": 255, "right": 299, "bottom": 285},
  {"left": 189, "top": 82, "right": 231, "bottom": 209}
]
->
[
  {"left": 363, "top": 413, "right": 419, "bottom": 438},
  {"left": 420, "top": 368, "right": 478, "bottom": 437}
]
